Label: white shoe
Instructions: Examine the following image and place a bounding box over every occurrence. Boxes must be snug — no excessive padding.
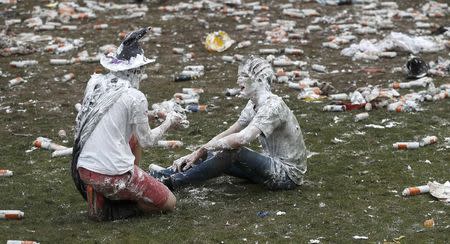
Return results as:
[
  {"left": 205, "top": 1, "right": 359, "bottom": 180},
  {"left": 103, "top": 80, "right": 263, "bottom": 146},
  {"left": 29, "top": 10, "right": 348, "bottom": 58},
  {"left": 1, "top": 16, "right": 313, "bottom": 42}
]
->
[{"left": 148, "top": 163, "right": 166, "bottom": 173}]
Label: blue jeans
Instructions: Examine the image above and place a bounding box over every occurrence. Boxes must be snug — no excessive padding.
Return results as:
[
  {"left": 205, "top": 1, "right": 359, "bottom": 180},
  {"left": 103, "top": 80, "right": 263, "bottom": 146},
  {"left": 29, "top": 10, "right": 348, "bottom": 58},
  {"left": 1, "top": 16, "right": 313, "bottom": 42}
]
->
[{"left": 169, "top": 147, "right": 297, "bottom": 190}]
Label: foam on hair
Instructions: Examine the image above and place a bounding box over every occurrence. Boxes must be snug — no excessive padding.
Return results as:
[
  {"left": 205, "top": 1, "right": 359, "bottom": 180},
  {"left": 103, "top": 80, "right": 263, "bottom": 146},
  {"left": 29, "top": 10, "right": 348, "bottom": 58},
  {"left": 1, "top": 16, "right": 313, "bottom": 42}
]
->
[{"left": 239, "top": 56, "right": 275, "bottom": 85}]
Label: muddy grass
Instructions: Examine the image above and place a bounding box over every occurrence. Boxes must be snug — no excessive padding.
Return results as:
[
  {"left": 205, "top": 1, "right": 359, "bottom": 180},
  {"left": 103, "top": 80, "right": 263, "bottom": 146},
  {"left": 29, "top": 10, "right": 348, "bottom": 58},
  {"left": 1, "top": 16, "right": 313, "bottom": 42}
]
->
[{"left": 1, "top": 0, "right": 449, "bottom": 243}]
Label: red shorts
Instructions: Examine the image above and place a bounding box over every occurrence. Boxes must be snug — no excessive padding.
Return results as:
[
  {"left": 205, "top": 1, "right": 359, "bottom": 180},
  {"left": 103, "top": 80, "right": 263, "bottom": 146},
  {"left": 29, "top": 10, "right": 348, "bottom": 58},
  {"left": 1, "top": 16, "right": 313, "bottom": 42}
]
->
[{"left": 78, "top": 165, "right": 171, "bottom": 208}]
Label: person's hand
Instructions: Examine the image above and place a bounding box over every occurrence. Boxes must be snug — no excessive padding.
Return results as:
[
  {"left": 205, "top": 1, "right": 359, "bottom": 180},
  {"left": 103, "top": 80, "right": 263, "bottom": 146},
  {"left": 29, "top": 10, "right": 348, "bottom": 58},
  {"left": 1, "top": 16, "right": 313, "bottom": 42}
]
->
[
  {"left": 165, "top": 111, "right": 184, "bottom": 129},
  {"left": 172, "top": 149, "right": 204, "bottom": 172}
]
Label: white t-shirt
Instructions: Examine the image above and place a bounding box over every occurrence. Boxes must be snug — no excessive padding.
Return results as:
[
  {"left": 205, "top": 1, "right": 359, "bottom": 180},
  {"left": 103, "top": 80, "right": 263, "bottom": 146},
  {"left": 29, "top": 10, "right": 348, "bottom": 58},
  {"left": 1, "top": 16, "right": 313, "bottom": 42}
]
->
[
  {"left": 77, "top": 88, "right": 149, "bottom": 175},
  {"left": 238, "top": 94, "right": 307, "bottom": 185}
]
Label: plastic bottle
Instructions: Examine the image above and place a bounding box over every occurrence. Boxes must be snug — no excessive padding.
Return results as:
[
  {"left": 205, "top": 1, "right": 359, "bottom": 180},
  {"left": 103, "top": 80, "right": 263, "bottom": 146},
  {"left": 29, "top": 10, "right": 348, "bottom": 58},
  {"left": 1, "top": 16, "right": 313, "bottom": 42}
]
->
[
  {"left": 182, "top": 88, "right": 204, "bottom": 94},
  {"left": 328, "top": 93, "right": 349, "bottom": 100},
  {"left": 7, "top": 240, "right": 40, "bottom": 244},
  {"left": 51, "top": 148, "right": 73, "bottom": 158},
  {"left": 173, "top": 92, "right": 197, "bottom": 100},
  {"left": 61, "top": 73, "right": 75, "bottom": 82},
  {"left": 50, "top": 59, "right": 73, "bottom": 65},
  {"left": 74, "top": 103, "right": 82, "bottom": 112},
  {"left": 236, "top": 40, "right": 251, "bottom": 49},
  {"left": 364, "top": 103, "right": 372, "bottom": 111},
  {"left": 0, "top": 210, "right": 24, "bottom": 220},
  {"left": 10, "top": 60, "right": 38, "bottom": 68},
  {"left": 186, "top": 104, "right": 207, "bottom": 112},
  {"left": 259, "top": 48, "right": 279, "bottom": 54},
  {"left": 393, "top": 142, "right": 420, "bottom": 150},
  {"left": 93, "top": 24, "right": 108, "bottom": 30},
  {"left": 387, "top": 101, "right": 404, "bottom": 112},
  {"left": 174, "top": 74, "right": 198, "bottom": 82},
  {"left": 60, "top": 25, "right": 77, "bottom": 31},
  {"left": 402, "top": 185, "right": 429, "bottom": 196},
  {"left": 172, "top": 48, "right": 185, "bottom": 54},
  {"left": 33, "top": 137, "right": 68, "bottom": 151},
  {"left": 221, "top": 56, "right": 234, "bottom": 63},
  {"left": 284, "top": 48, "right": 303, "bottom": 55},
  {"left": 157, "top": 140, "right": 183, "bottom": 149},
  {"left": 8, "top": 77, "right": 26, "bottom": 87},
  {"left": 177, "top": 98, "right": 199, "bottom": 105},
  {"left": 288, "top": 81, "right": 307, "bottom": 90},
  {"left": 323, "top": 105, "right": 346, "bottom": 112},
  {"left": 312, "top": 64, "right": 327, "bottom": 73},
  {"left": 419, "top": 136, "right": 438, "bottom": 147},
  {"left": 225, "top": 88, "right": 240, "bottom": 96},
  {"left": 354, "top": 112, "right": 369, "bottom": 122},
  {"left": 0, "top": 169, "right": 13, "bottom": 177}
]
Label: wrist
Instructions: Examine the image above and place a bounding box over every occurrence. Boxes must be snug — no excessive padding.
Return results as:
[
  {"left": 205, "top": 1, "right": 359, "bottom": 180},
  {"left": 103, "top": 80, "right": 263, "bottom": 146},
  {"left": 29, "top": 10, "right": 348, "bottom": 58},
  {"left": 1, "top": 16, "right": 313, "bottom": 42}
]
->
[{"left": 198, "top": 147, "right": 207, "bottom": 154}]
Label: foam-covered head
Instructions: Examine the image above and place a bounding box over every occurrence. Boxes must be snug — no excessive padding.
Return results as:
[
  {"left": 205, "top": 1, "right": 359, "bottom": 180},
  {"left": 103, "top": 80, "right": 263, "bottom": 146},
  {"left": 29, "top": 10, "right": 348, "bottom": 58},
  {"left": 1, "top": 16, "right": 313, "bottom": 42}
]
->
[
  {"left": 100, "top": 27, "right": 155, "bottom": 72},
  {"left": 112, "top": 67, "right": 143, "bottom": 89},
  {"left": 237, "top": 56, "right": 274, "bottom": 98}
]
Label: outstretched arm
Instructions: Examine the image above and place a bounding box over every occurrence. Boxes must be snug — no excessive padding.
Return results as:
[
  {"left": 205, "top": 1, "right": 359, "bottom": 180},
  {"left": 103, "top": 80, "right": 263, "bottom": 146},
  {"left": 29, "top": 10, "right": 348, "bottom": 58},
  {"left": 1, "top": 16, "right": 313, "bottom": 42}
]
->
[
  {"left": 203, "top": 124, "right": 261, "bottom": 151},
  {"left": 134, "top": 112, "right": 182, "bottom": 148},
  {"left": 174, "top": 122, "right": 261, "bottom": 171}
]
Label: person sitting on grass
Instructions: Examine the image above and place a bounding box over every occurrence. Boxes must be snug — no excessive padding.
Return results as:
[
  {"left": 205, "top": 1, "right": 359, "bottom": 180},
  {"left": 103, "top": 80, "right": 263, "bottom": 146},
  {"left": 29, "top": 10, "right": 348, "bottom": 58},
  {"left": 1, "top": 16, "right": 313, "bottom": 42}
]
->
[
  {"left": 150, "top": 56, "right": 307, "bottom": 190},
  {"left": 71, "top": 27, "right": 183, "bottom": 221}
]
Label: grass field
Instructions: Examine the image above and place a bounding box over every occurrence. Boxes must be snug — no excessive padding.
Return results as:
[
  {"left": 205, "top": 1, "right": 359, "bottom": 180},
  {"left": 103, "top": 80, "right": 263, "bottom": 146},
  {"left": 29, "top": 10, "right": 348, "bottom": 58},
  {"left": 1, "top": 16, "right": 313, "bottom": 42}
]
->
[{"left": 1, "top": 0, "right": 449, "bottom": 243}]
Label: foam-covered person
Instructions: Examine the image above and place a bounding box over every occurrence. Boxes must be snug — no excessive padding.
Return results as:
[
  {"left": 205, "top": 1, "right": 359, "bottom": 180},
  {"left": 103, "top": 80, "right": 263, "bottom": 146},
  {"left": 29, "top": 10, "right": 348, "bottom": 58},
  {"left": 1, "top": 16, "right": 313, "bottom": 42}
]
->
[
  {"left": 150, "top": 56, "right": 307, "bottom": 191},
  {"left": 71, "top": 27, "right": 183, "bottom": 221}
]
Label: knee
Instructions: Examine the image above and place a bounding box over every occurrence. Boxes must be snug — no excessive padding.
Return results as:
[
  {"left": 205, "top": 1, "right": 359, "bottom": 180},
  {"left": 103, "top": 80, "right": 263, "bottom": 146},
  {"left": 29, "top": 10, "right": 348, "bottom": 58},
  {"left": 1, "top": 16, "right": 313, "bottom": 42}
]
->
[{"left": 160, "top": 191, "right": 176, "bottom": 212}]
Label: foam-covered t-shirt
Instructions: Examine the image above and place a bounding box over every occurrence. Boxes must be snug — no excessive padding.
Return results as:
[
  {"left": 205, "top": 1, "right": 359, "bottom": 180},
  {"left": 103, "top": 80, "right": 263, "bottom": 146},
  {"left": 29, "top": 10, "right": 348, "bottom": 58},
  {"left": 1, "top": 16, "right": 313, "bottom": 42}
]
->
[
  {"left": 238, "top": 94, "right": 307, "bottom": 184},
  {"left": 77, "top": 88, "right": 149, "bottom": 175}
]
